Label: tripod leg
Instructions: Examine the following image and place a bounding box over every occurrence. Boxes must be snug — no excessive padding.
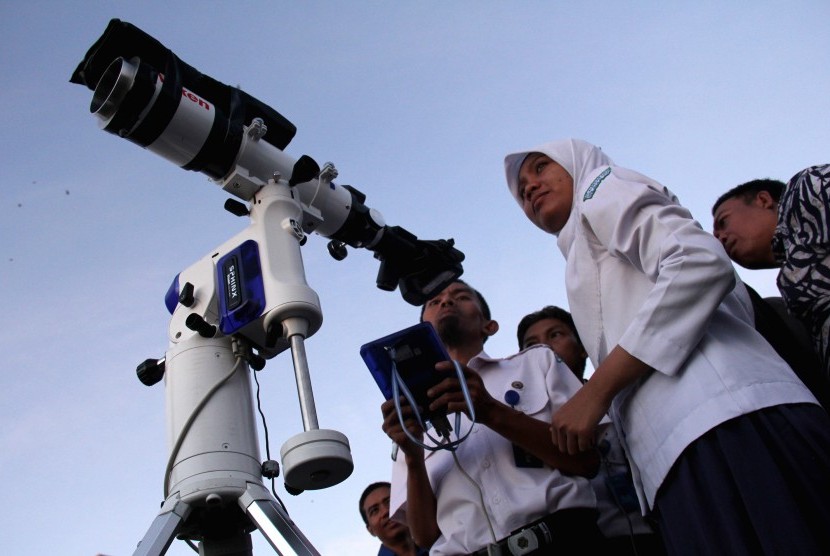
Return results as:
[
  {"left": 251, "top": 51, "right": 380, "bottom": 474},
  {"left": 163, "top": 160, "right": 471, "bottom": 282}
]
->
[
  {"left": 134, "top": 496, "right": 192, "bottom": 556},
  {"left": 239, "top": 483, "right": 320, "bottom": 556}
]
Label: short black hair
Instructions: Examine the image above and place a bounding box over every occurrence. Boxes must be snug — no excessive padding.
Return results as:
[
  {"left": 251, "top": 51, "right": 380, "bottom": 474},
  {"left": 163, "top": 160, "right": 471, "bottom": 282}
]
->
[
  {"left": 516, "top": 305, "right": 582, "bottom": 350},
  {"left": 419, "top": 280, "right": 491, "bottom": 322},
  {"left": 359, "top": 481, "right": 390, "bottom": 525},
  {"left": 712, "top": 179, "right": 785, "bottom": 216}
]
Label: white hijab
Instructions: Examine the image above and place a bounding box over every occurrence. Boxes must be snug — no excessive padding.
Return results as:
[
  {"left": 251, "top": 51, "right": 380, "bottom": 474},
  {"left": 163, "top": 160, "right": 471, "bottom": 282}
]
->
[
  {"left": 503, "top": 138, "right": 615, "bottom": 234},
  {"left": 504, "top": 139, "right": 677, "bottom": 236},
  {"left": 503, "top": 139, "right": 680, "bottom": 365}
]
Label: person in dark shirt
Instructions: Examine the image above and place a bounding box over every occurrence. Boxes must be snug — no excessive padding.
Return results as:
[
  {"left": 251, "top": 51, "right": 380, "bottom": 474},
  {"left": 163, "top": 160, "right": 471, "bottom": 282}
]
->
[
  {"left": 359, "top": 482, "right": 427, "bottom": 556},
  {"left": 713, "top": 168, "right": 830, "bottom": 387}
]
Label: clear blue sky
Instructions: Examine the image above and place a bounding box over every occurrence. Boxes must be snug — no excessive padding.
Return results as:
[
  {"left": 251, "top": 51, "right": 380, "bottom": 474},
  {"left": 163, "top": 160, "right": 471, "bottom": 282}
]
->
[{"left": 1, "top": 2, "right": 828, "bottom": 554}]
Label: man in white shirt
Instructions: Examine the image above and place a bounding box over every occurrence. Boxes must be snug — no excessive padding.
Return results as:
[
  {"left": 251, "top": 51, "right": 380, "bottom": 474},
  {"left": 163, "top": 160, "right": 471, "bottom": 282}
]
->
[{"left": 380, "top": 280, "right": 602, "bottom": 555}]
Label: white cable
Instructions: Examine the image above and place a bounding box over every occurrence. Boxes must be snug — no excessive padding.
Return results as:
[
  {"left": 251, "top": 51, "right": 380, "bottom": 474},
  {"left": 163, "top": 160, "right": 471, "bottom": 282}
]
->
[
  {"left": 388, "top": 354, "right": 499, "bottom": 545},
  {"left": 451, "top": 449, "right": 498, "bottom": 545},
  {"left": 390, "top": 357, "right": 474, "bottom": 452},
  {"left": 163, "top": 353, "right": 244, "bottom": 497},
  {"left": 387, "top": 352, "right": 501, "bottom": 548}
]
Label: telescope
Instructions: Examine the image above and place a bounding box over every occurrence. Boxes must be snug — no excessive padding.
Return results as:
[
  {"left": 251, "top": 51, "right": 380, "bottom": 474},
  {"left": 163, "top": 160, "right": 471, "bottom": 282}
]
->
[
  {"left": 71, "top": 19, "right": 463, "bottom": 308},
  {"left": 70, "top": 19, "right": 463, "bottom": 556}
]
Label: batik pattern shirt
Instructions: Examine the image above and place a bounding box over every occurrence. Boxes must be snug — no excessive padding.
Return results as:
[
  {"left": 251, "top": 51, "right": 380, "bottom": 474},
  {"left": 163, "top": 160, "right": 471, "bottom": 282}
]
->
[{"left": 772, "top": 164, "right": 830, "bottom": 381}]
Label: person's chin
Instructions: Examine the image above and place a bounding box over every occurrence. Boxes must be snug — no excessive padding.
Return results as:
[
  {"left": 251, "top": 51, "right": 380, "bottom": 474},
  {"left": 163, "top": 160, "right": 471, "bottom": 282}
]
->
[
  {"left": 381, "top": 522, "right": 407, "bottom": 542},
  {"left": 733, "top": 254, "right": 764, "bottom": 270},
  {"left": 386, "top": 521, "right": 405, "bottom": 533},
  {"left": 435, "top": 314, "right": 459, "bottom": 329}
]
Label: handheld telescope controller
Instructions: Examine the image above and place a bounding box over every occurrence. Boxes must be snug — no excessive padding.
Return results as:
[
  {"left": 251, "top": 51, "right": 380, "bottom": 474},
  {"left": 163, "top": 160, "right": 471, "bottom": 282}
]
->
[{"left": 70, "top": 19, "right": 464, "bottom": 555}]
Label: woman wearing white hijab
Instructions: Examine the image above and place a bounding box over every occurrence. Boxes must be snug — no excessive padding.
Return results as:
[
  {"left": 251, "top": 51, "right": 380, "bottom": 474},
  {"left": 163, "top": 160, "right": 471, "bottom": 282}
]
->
[{"left": 504, "top": 139, "right": 830, "bottom": 555}]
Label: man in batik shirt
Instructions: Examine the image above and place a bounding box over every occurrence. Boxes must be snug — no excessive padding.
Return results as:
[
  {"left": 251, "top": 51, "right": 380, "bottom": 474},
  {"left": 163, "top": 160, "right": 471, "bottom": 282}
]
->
[
  {"left": 713, "top": 165, "right": 830, "bottom": 383},
  {"left": 771, "top": 165, "right": 830, "bottom": 382}
]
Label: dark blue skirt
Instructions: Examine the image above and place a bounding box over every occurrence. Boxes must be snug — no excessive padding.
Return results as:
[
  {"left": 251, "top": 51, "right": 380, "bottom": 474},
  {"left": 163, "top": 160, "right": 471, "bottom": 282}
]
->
[{"left": 652, "top": 404, "right": 830, "bottom": 556}]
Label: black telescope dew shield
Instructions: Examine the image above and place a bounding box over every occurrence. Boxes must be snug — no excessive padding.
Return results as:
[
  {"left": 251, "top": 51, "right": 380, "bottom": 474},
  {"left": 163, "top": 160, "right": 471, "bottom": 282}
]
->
[{"left": 70, "top": 18, "right": 296, "bottom": 180}]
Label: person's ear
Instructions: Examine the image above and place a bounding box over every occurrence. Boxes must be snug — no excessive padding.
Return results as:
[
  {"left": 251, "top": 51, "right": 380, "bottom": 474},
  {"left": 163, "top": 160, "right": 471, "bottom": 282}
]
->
[
  {"left": 483, "top": 319, "right": 499, "bottom": 338},
  {"left": 756, "top": 190, "right": 778, "bottom": 209},
  {"left": 366, "top": 523, "right": 377, "bottom": 538}
]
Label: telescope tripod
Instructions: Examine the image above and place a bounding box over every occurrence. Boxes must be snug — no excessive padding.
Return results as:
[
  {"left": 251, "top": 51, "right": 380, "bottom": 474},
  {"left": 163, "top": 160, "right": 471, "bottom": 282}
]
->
[{"left": 135, "top": 481, "right": 317, "bottom": 556}]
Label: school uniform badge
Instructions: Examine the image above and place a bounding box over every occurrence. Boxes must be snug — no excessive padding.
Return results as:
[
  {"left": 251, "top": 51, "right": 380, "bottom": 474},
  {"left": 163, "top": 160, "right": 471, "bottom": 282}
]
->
[{"left": 584, "top": 167, "right": 611, "bottom": 201}]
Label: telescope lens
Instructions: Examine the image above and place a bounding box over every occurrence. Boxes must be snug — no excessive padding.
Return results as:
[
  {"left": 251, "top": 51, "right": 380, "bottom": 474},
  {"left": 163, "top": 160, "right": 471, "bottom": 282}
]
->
[{"left": 91, "top": 58, "right": 136, "bottom": 120}]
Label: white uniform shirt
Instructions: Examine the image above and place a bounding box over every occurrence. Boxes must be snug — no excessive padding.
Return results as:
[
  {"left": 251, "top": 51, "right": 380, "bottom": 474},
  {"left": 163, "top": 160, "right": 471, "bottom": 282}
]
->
[
  {"left": 505, "top": 140, "right": 819, "bottom": 510},
  {"left": 389, "top": 347, "right": 596, "bottom": 556},
  {"left": 559, "top": 161, "right": 818, "bottom": 509}
]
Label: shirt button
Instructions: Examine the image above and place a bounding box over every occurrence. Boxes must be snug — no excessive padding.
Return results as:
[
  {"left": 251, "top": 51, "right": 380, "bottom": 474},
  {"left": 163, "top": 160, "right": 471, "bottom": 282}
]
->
[{"left": 482, "top": 459, "right": 491, "bottom": 469}]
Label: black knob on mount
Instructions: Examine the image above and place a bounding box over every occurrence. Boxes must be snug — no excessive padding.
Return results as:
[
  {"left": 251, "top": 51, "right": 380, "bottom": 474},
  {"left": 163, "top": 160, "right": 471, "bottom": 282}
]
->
[
  {"left": 137, "top": 357, "right": 165, "bottom": 386},
  {"left": 224, "top": 198, "right": 249, "bottom": 217},
  {"left": 261, "top": 460, "right": 280, "bottom": 479},
  {"left": 186, "top": 314, "right": 217, "bottom": 338},
  {"left": 327, "top": 240, "right": 348, "bottom": 261},
  {"left": 178, "top": 282, "right": 195, "bottom": 307}
]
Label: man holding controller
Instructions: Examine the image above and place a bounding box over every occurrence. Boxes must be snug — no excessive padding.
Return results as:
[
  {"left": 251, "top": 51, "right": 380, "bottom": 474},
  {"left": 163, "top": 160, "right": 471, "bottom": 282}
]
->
[{"left": 380, "top": 280, "right": 602, "bottom": 555}]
